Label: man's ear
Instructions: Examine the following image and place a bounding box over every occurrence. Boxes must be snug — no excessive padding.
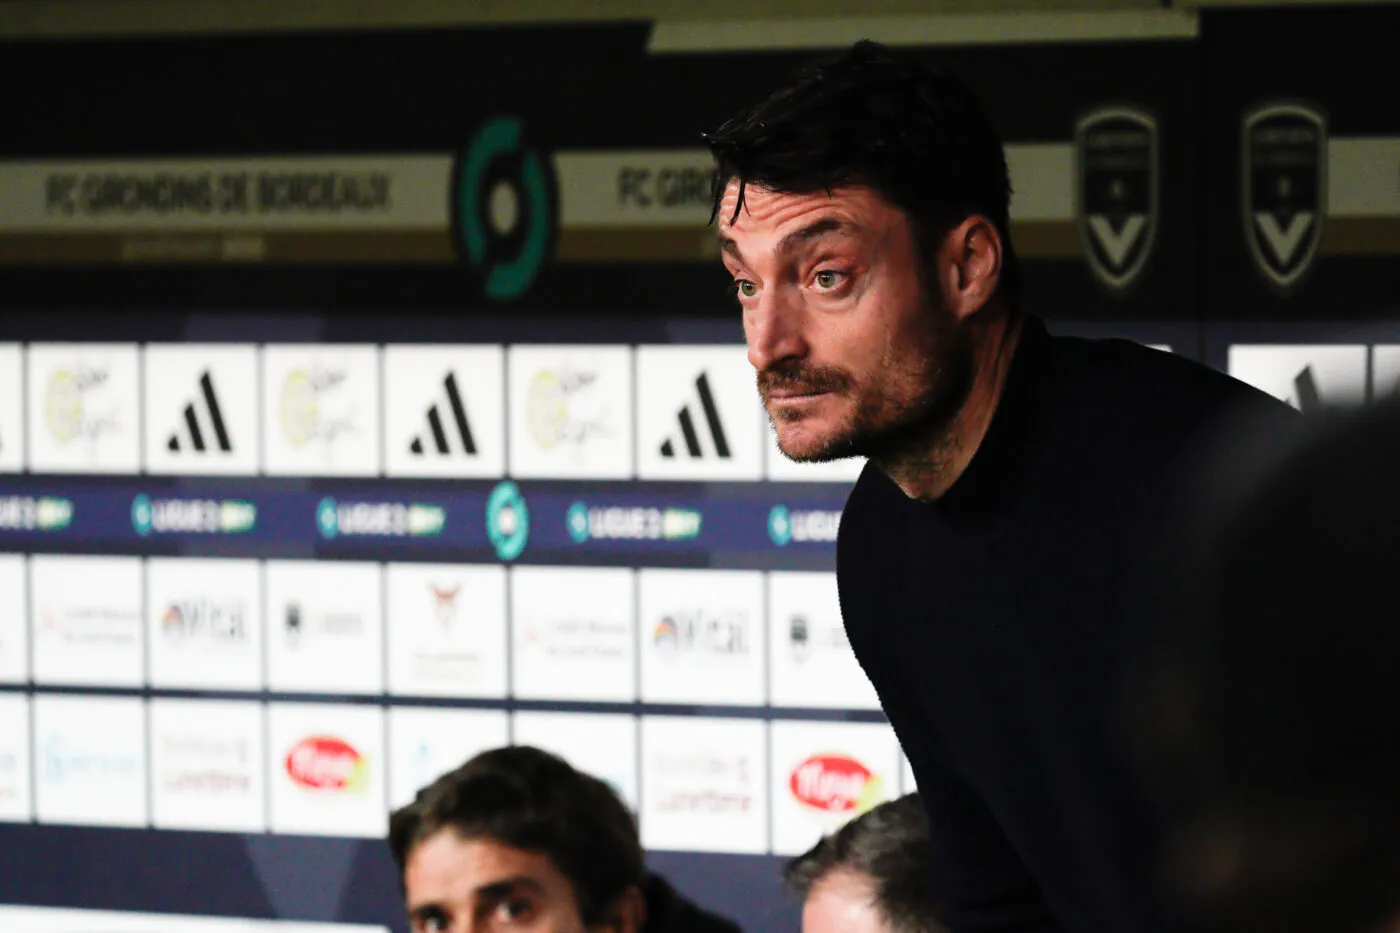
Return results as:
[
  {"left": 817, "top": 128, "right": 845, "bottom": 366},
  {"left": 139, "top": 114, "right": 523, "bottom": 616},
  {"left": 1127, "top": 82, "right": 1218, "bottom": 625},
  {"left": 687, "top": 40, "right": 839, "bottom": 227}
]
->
[
  {"left": 935, "top": 214, "right": 1003, "bottom": 322},
  {"left": 591, "top": 885, "right": 647, "bottom": 933}
]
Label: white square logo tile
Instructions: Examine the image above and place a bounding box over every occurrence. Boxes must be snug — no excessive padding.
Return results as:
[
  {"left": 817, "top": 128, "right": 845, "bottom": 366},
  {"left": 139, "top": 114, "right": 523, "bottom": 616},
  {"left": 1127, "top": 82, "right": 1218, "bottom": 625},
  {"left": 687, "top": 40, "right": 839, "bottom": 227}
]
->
[
  {"left": 0, "top": 555, "right": 27, "bottom": 684},
  {"left": 512, "top": 711, "right": 639, "bottom": 814},
  {"left": 511, "top": 566, "right": 635, "bottom": 703},
  {"left": 268, "top": 701, "right": 386, "bottom": 838},
  {"left": 769, "top": 572, "right": 879, "bottom": 710},
  {"left": 387, "top": 707, "right": 509, "bottom": 811},
  {"left": 0, "top": 694, "right": 31, "bottom": 822},
  {"left": 640, "top": 716, "right": 768, "bottom": 854},
  {"left": 770, "top": 720, "right": 900, "bottom": 856},
  {"left": 1227, "top": 344, "right": 1367, "bottom": 410},
  {"left": 507, "top": 345, "right": 632, "bottom": 479},
  {"left": 0, "top": 344, "right": 23, "bottom": 473},
  {"left": 383, "top": 345, "right": 505, "bottom": 478},
  {"left": 265, "top": 561, "right": 384, "bottom": 695},
  {"left": 147, "top": 558, "right": 262, "bottom": 691},
  {"left": 34, "top": 695, "right": 147, "bottom": 827},
  {"left": 26, "top": 343, "right": 141, "bottom": 473},
  {"left": 638, "top": 569, "right": 765, "bottom": 706},
  {"left": 262, "top": 344, "right": 381, "bottom": 475},
  {"left": 385, "top": 563, "right": 507, "bottom": 698},
  {"left": 150, "top": 698, "right": 265, "bottom": 833},
  {"left": 1371, "top": 346, "right": 1400, "bottom": 399},
  {"left": 30, "top": 555, "right": 143, "bottom": 687},
  {"left": 636, "top": 345, "right": 762, "bottom": 481},
  {"left": 144, "top": 344, "right": 259, "bottom": 475}
]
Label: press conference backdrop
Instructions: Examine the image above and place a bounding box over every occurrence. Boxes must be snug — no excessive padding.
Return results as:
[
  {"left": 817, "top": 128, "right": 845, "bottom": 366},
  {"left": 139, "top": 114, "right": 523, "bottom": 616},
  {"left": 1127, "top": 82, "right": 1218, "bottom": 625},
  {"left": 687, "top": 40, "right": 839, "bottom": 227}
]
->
[{"left": 0, "top": 5, "right": 1398, "bottom": 933}]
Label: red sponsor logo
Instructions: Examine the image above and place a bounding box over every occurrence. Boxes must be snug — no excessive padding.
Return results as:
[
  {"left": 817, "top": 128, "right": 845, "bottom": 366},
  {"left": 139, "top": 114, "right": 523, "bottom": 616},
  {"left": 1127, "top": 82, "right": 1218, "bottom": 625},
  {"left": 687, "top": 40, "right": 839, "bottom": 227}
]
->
[
  {"left": 285, "top": 736, "right": 365, "bottom": 792},
  {"left": 789, "top": 754, "right": 874, "bottom": 813}
]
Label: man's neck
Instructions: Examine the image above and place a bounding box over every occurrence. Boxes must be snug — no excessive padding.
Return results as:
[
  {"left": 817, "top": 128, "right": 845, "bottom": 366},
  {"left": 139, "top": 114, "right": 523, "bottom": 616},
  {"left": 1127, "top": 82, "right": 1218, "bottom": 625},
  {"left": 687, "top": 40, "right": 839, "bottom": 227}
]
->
[{"left": 877, "top": 312, "right": 1024, "bottom": 502}]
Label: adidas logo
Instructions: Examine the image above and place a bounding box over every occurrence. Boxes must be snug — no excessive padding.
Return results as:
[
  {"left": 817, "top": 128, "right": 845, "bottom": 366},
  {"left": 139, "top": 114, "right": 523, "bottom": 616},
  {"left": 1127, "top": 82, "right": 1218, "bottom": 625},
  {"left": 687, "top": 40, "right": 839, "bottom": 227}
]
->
[
  {"left": 410, "top": 372, "right": 478, "bottom": 456},
  {"left": 167, "top": 371, "right": 233, "bottom": 453},
  {"left": 659, "top": 372, "right": 730, "bottom": 460}
]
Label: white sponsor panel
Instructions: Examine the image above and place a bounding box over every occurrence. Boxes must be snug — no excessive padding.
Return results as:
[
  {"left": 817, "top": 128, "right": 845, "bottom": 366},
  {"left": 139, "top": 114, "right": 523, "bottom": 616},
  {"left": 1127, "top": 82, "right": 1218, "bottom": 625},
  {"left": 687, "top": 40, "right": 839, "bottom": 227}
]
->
[
  {"left": 147, "top": 558, "right": 262, "bottom": 691},
  {"left": 0, "top": 693, "right": 31, "bottom": 821},
  {"left": 143, "top": 343, "right": 260, "bottom": 475},
  {"left": 262, "top": 344, "right": 381, "bottom": 476},
  {"left": 387, "top": 707, "right": 509, "bottom": 810},
  {"left": 640, "top": 716, "right": 768, "bottom": 854},
  {"left": 30, "top": 554, "right": 143, "bottom": 687},
  {"left": 0, "top": 343, "right": 22, "bottom": 472},
  {"left": 554, "top": 150, "right": 716, "bottom": 229},
  {"left": 26, "top": 342, "right": 140, "bottom": 473},
  {"left": 268, "top": 701, "right": 386, "bottom": 838},
  {"left": 770, "top": 720, "right": 901, "bottom": 856},
  {"left": 639, "top": 569, "right": 765, "bottom": 706},
  {"left": 0, "top": 904, "right": 390, "bottom": 932},
  {"left": 149, "top": 698, "right": 265, "bottom": 833},
  {"left": 511, "top": 566, "right": 635, "bottom": 702},
  {"left": 507, "top": 344, "right": 633, "bottom": 479},
  {"left": 266, "top": 561, "right": 384, "bottom": 695},
  {"left": 34, "top": 694, "right": 146, "bottom": 827},
  {"left": 1227, "top": 344, "right": 1367, "bottom": 410},
  {"left": 768, "top": 572, "right": 880, "bottom": 710},
  {"left": 512, "top": 712, "right": 640, "bottom": 813},
  {"left": 764, "top": 417, "right": 866, "bottom": 482},
  {"left": 1370, "top": 346, "right": 1400, "bottom": 398},
  {"left": 385, "top": 563, "right": 507, "bottom": 698},
  {"left": 636, "top": 345, "right": 763, "bottom": 481},
  {"left": 0, "top": 554, "right": 27, "bottom": 683},
  {"left": 383, "top": 345, "right": 505, "bottom": 478}
]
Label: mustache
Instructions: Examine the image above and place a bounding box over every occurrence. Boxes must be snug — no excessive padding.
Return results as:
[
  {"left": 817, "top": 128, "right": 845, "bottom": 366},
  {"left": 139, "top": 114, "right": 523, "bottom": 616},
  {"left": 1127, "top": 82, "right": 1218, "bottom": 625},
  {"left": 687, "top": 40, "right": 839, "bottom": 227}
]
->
[{"left": 757, "top": 362, "right": 852, "bottom": 399}]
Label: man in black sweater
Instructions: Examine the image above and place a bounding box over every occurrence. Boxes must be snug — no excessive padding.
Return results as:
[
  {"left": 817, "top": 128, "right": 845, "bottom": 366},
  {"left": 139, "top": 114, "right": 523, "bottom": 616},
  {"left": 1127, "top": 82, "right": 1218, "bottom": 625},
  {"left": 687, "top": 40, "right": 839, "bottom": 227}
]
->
[{"left": 705, "top": 41, "right": 1294, "bottom": 933}]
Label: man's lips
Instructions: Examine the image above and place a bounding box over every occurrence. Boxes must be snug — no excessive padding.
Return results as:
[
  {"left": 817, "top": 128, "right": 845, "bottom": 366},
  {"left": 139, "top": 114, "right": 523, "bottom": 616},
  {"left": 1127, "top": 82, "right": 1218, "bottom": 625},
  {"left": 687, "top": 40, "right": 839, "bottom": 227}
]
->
[{"left": 765, "top": 389, "right": 831, "bottom": 402}]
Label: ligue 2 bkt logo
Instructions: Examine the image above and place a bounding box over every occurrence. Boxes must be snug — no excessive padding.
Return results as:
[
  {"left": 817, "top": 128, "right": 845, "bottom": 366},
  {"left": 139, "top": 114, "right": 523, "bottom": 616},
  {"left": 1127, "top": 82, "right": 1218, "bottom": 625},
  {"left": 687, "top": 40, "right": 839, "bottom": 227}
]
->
[
  {"left": 1074, "top": 105, "right": 1158, "bottom": 295},
  {"left": 456, "top": 116, "right": 555, "bottom": 301},
  {"left": 1242, "top": 101, "right": 1327, "bottom": 295}
]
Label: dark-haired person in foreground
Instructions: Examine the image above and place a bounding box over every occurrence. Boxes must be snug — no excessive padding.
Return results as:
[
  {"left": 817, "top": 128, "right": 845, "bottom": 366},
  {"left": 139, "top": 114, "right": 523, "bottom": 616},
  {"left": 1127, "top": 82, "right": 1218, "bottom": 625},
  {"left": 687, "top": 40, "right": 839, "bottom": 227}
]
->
[
  {"left": 787, "top": 794, "right": 946, "bottom": 933},
  {"left": 1133, "top": 396, "right": 1400, "bottom": 933},
  {"left": 389, "top": 746, "right": 741, "bottom": 933},
  {"left": 705, "top": 40, "right": 1295, "bottom": 933}
]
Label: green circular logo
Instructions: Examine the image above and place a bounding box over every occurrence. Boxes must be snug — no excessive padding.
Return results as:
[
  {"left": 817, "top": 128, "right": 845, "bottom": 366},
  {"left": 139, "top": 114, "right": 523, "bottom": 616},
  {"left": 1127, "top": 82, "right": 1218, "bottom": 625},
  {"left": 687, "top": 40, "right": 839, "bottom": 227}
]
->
[
  {"left": 316, "top": 497, "right": 339, "bottom": 539},
  {"left": 486, "top": 481, "right": 530, "bottom": 561},
  {"left": 459, "top": 116, "right": 551, "bottom": 301},
  {"left": 131, "top": 494, "right": 153, "bottom": 536},
  {"left": 768, "top": 504, "right": 792, "bottom": 547},
  {"left": 566, "top": 501, "right": 590, "bottom": 543}
]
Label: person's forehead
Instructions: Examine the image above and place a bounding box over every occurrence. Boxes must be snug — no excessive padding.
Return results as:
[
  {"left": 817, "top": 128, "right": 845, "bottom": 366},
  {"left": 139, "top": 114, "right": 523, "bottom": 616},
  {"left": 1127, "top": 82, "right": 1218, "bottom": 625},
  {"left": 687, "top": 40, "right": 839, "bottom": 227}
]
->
[
  {"left": 407, "top": 831, "right": 557, "bottom": 893},
  {"left": 803, "top": 871, "right": 887, "bottom": 933},
  {"left": 717, "top": 180, "right": 891, "bottom": 236}
]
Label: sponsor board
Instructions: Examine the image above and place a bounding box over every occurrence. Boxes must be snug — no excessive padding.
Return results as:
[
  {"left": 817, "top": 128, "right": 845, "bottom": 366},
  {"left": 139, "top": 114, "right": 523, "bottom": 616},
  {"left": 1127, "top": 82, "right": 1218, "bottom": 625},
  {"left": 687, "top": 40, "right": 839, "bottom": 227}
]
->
[
  {"left": 0, "top": 555, "right": 27, "bottom": 683},
  {"left": 262, "top": 345, "right": 381, "bottom": 476},
  {"left": 147, "top": 558, "right": 262, "bottom": 690},
  {"left": 565, "top": 499, "right": 702, "bottom": 545},
  {"left": 268, "top": 702, "right": 387, "bottom": 838},
  {"left": 143, "top": 343, "right": 259, "bottom": 475},
  {"left": 768, "top": 572, "right": 880, "bottom": 710},
  {"left": 383, "top": 345, "right": 505, "bottom": 478},
  {"left": 26, "top": 342, "right": 141, "bottom": 474},
  {"left": 33, "top": 694, "right": 147, "bottom": 827},
  {"left": 385, "top": 563, "right": 507, "bottom": 698},
  {"left": 635, "top": 345, "right": 763, "bottom": 481},
  {"left": 30, "top": 554, "right": 143, "bottom": 687},
  {"left": 265, "top": 561, "right": 384, "bottom": 695},
  {"left": 0, "top": 344, "right": 22, "bottom": 472},
  {"left": 1227, "top": 344, "right": 1367, "bottom": 411},
  {"left": 131, "top": 493, "right": 258, "bottom": 537},
  {"left": 766, "top": 504, "right": 842, "bottom": 548},
  {"left": 315, "top": 496, "right": 445, "bottom": 540},
  {"left": 387, "top": 707, "right": 509, "bottom": 810},
  {"left": 638, "top": 569, "right": 765, "bottom": 706},
  {"left": 764, "top": 418, "right": 866, "bottom": 483},
  {"left": 149, "top": 698, "right": 265, "bottom": 833},
  {"left": 510, "top": 566, "right": 636, "bottom": 703},
  {"left": 511, "top": 712, "right": 640, "bottom": 813},
  {"left": 0, "top": 495, "right": 74, "bottom": 532},
  {"left": 1370, "top": 346, "right": 1400, "bottom": 398},
  {"left": 507, "top": 345, "right": 633, "bottom": 479},
  {"left": 0, "top": 693, "right": 31, "bottom": 822},
  {"left": 0, "top": 904, "right": 391, "bottom": 931},
  {"left": 770, "top": 720, "right": 900, "bottom": 856},
  {"left": 639, "top": 716, "right": 768, "bottom": 854}
]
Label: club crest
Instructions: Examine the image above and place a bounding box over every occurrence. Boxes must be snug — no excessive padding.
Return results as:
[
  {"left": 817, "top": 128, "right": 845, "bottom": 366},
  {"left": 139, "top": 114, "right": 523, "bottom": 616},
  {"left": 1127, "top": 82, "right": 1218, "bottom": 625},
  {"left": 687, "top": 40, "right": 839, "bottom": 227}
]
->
[
  {"left": 1242, "top": 101, "right": 1327, "bottom": 294},
  {"left": 1075, "top": 106, "right": 1158, "bottom": 294}
]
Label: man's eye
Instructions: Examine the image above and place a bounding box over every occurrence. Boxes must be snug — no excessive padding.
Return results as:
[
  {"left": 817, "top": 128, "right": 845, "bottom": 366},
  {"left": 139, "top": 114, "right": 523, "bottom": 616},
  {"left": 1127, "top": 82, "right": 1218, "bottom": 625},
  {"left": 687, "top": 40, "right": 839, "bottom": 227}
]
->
[
  {"left": 735, "top": 280, "right": 758, "bottom": 298},
  {"left": 495, "top": 898, "right": 535, "bottom": 923},
  {"left": 814, "top": 270, "right": 844, "bottom": 289}
]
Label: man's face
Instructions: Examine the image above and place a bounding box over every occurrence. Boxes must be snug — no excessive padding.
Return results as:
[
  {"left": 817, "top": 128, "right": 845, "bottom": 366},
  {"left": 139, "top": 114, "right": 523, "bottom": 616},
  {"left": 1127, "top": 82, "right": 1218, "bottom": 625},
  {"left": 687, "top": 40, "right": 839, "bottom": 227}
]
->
[
  {"left": 802, "top": 869, "right": 889, "bottom": 933},
  {"left": 719, "top": 180, "right": 972, "bottom": 463},
  {"left": 404, "top": 830, "right": 590, "bottom": 933}
]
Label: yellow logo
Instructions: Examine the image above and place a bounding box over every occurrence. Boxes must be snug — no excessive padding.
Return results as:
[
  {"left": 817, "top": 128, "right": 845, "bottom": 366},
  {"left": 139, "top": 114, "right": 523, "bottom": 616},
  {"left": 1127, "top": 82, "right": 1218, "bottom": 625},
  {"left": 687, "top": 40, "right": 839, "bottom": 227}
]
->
[
  {"left": 278, "top": 370, "right": 319, "bottom": 448},
  {"left": 44, "top": 368, "right": 84, "bottom": 443},
  {"left": 526, "top": 370, "right": 567, "bottom": 449}
]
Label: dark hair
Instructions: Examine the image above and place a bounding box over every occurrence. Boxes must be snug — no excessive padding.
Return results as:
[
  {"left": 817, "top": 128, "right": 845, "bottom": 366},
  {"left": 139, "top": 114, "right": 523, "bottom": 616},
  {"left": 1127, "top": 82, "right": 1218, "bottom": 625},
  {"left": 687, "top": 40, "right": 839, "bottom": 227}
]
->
[
  {"left": 785, "top": 793, "right": 944, "bottom": 933},
  {"left": 388, "top": 745, "right": 644, "bottom": 925},
  {"left": 704, "top": 39, "right": 1021, "bottom": 312}
]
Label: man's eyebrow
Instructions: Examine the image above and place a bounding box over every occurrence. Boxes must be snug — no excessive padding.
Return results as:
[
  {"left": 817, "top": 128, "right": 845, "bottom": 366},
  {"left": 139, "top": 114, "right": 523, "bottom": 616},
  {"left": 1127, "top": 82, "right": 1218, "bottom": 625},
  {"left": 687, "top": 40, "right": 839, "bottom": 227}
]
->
[
  {"left": 474, "top": 875, "right": 544, "bottom": 900},
  {"left": 718, "top": 217, "right": 854, "bottom": 267}
]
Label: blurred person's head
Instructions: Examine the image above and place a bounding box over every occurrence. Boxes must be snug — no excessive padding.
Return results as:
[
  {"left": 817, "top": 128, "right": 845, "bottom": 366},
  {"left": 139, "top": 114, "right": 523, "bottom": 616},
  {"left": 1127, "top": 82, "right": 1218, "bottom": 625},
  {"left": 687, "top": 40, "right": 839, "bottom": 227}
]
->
[
  {"left": 1132, "top": 395, "right": 1400, "bottom": 933},
  {"left": 784, "top": 793, "right": 945, "bottom": 933},
  {"left": 704, "top": 40, "right": 1020, "bottom": 471},
  {"left": 389, "top": 746, "right": 646, "bottom": 933}
]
